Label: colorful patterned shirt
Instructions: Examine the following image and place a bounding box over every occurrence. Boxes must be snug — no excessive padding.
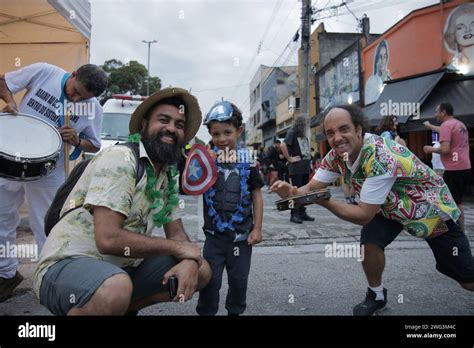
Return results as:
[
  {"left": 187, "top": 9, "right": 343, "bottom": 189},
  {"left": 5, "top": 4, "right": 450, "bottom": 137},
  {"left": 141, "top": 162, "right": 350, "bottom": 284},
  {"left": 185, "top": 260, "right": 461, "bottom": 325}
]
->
[
  {"left": 315, "top": 134, "right": 460, "bottom": 238},
  {"left": 33, "top": 142, "right": 180, "bottom": 299}
]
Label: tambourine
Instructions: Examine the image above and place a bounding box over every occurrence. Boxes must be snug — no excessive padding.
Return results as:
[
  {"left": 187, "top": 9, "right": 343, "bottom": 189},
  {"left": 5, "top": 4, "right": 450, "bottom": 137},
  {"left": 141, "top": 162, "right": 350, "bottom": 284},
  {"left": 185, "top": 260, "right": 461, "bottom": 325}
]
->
[{"left": 275, "top": 188, "right": 331, "bottom": 211}]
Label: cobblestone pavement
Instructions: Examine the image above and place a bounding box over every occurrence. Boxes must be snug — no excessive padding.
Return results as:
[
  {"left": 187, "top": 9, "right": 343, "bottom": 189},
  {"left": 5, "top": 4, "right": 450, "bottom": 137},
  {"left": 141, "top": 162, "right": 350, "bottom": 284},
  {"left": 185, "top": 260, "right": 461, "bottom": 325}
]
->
[
  {"left": 176, "top": 186, "right": 474, "bottom": 245},
  {"left": 2, "top": 186, "right": 473, "bottom": 315}
]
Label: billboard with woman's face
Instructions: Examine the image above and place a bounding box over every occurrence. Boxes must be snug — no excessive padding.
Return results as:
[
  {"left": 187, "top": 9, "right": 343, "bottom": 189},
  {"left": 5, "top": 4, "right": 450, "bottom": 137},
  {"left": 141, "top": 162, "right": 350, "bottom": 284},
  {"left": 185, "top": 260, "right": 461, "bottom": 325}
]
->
[
  {"left": 444, "top": 3, "right": 474, "bottom": 75},
  {"left": 364, "top": 40, "right": 392, "bottom": 105},
  {"left": 362, "top": 0, "right": 473, "bottom": 105}
]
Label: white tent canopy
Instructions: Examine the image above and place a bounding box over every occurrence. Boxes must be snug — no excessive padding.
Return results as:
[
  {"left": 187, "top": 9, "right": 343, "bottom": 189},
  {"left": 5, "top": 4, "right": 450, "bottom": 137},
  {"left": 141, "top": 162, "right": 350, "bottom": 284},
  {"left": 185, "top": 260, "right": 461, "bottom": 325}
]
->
[
  {"left": 48, "top": 0, "right": 91, "bottom": 40},
  {"left": 0, "top": 0, "right": 91, "bottom": 105}
]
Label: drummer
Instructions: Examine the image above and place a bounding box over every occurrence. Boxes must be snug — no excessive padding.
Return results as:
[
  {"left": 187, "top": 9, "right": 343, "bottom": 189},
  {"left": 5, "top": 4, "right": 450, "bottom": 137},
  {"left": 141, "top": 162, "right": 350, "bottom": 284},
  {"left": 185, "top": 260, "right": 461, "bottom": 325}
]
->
[
  {"left": 270, "top": 104, "right": 474, "bottom": 316},
  {"left": 0, "top": 62, "right": 107, "bottom": 302}
]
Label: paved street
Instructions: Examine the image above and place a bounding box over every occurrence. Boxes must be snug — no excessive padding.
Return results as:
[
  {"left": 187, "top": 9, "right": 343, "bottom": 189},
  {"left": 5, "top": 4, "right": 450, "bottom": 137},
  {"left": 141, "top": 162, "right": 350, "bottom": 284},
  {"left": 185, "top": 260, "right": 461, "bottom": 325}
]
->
[{"left": 1, "top": 186, "right": 473, "bottom": 315}]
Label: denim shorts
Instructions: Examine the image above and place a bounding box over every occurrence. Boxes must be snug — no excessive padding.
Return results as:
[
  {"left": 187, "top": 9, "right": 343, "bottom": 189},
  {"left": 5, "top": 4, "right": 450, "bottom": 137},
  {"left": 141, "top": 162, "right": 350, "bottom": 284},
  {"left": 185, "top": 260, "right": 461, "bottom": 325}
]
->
[{"left": 39, "top": 255, "right": 178, "bottom": 315}]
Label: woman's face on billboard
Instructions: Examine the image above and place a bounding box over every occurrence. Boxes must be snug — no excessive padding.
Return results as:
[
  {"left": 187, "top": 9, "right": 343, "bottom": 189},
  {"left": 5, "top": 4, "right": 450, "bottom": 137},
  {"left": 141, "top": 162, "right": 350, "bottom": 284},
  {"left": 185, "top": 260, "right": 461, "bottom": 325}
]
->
[
  {"left": 455, "top": 13, "right": 474, "bottom": 48},
  {"left": 377, "top": 46, "right": 388, "bottom": 75}
]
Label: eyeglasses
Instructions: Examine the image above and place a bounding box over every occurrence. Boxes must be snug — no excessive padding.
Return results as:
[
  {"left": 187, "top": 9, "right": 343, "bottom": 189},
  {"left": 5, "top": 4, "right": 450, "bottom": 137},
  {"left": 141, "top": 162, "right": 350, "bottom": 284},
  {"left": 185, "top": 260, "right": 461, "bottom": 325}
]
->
[{"left": 203, "top": 101, "right": 233, "bottom": 125}]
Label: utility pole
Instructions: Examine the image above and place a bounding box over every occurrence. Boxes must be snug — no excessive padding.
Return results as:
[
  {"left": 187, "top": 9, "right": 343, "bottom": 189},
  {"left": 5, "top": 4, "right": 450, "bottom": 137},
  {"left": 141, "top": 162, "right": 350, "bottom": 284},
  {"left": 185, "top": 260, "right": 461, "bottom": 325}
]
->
[
  {"left": 300, "top": 0, "right": 312, "bottom": 135},
  {"left": 142, "top": 40, "right": 157, "bottom": 96}
]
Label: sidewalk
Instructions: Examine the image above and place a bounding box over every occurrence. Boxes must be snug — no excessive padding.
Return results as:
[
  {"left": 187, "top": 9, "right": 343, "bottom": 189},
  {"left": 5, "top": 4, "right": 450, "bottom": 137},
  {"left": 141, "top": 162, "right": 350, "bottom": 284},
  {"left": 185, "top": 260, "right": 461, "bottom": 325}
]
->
[{"left": 1, "top": 186, "right": 473, "bottom": 315}]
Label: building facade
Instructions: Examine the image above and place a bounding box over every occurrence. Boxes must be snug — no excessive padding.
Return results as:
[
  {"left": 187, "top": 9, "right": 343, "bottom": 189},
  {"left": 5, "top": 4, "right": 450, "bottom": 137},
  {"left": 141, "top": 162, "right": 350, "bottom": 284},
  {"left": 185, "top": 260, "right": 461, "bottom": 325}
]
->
[
  {"left": 259, "top": 66, "right": 298, "bottom": 147},
  {"left": 247, "top": 65, "right": 271, "bottom": 148},
  {"left": 360, "top": 0, "right": 473, "bottom": 182}
]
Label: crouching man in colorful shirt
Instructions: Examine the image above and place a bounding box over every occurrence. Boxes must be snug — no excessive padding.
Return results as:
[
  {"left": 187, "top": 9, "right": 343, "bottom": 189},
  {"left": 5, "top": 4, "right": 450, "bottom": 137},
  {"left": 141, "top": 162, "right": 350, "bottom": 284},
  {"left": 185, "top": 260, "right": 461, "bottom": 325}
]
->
[
  {"left": 270, "top": 104, "right": 474, "bottom": 316},
  {"left": 33, "top": 88, "right": 211, "bottom": 315}
]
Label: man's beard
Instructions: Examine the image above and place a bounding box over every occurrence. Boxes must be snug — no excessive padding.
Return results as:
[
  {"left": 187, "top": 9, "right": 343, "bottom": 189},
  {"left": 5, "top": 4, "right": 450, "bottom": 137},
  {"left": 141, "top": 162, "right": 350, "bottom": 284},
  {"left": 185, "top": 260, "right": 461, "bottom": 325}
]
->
[{"left": 141, "top": 127, "right": 183, "bottom": 165}]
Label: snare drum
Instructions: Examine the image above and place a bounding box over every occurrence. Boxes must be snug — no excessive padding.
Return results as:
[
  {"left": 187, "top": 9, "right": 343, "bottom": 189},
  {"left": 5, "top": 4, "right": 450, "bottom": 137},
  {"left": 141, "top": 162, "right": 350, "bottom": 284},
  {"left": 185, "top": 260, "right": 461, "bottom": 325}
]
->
[{"left": 0, "top": 113, "right": 62, "bottom": 181}]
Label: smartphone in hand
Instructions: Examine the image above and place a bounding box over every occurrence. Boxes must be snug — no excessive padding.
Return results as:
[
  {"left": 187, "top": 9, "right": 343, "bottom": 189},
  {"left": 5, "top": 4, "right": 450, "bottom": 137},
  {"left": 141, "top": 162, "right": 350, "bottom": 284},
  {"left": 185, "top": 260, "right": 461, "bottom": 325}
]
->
[{"left": 168, "top": 275, "right": 178, "bottom": 299}]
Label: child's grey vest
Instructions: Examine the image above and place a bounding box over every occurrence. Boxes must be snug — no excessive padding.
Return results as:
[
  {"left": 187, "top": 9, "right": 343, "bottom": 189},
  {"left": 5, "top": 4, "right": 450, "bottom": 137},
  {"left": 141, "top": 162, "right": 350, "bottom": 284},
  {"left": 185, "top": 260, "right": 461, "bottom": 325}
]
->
[{"left": 202, "top": 164, "right": 254, "bottom": 242}]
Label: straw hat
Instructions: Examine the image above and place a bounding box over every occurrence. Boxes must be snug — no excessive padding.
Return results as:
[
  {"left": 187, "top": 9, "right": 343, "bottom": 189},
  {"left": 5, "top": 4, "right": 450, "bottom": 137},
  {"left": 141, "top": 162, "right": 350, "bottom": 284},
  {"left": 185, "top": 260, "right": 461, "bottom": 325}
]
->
[{"left": 129, "top": 87, "right": 202, "bottom": 142}]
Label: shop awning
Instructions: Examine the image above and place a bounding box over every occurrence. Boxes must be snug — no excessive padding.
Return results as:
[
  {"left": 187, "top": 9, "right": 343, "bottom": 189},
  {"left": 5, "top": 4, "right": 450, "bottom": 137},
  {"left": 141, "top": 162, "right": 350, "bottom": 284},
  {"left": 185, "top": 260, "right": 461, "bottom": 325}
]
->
[
  {"left": 402, "top": 76, "right": 474, "bottom": 132},
  {"left": 363, "top": 71, "right": 445, "bottom": 127}
]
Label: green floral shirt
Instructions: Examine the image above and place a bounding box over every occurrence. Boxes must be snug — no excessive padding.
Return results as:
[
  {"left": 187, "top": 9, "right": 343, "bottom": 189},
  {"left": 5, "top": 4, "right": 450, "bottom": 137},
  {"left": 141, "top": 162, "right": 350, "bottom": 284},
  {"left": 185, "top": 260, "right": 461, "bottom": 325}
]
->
[
  {"left": 33, "top": 142, "right": 179, "bottom": 299},
  {"left": 318, "top": 134, "right": 460, "bottom": 238}
]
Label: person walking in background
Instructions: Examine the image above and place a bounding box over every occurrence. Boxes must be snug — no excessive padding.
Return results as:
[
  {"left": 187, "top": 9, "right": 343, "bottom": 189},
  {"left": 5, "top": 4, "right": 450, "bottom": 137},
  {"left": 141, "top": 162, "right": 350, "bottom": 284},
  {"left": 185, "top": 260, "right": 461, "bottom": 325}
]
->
[
  {"left": 377, "top": 115, "right": 406, "bottom": 146},
  {"left": 424, "top": 102, "right": 471, "bottom": 231},
  {"left": 309, "top": 152, "right": 321, "bottom": 180},
  {"left": 280, "top": 116, "right": 314, "bottom": 224},
  {"left": 276, "top": 141, "right": 288, "bottom": 183},
  {"left": 266, "top": 140, "right": 283, "bottom": 187}
]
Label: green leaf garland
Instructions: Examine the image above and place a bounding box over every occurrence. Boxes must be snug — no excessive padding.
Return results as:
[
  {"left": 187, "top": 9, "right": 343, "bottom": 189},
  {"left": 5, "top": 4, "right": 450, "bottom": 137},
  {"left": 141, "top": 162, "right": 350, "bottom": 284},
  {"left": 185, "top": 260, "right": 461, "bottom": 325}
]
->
[{"left": 128, "top": 133, "right": 180, "bottom": 228}]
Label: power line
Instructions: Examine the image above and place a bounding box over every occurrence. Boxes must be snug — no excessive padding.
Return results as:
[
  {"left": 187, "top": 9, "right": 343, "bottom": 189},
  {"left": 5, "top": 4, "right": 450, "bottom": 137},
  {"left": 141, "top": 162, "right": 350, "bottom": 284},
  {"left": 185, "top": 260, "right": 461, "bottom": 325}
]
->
[
  {"left": 230, "top": 0, "right": 284, "bottom": 101},
  {"left": 312, "top": 0, "right": 350, "bottom": 17},
  {"left": 259, "top": 0, "right": 284, "bottom": 50},
  {"left": 344, "top": 1, "right": 360, "bottom": 22},
  {"left": 241, "top": 1, "right": 357, "bottom": 117},
  {"left": 240, "top": 29, "right": 301, "bottom": 118},
  {"left": 312, "top": 0, "right": 414, "bottom": 23},
  {"left": 266, "top": 0, "right": 301, "bottom": 49},
  {"left": 241, "top": 0, "right": 414, "bottom": 123}
]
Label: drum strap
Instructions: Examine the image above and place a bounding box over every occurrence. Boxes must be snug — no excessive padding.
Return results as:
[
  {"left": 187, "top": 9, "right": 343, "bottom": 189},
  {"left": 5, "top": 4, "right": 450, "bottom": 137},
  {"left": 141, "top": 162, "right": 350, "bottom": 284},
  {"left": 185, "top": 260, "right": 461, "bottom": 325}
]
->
[{"left": 59, "top": 72, "right": 85, "bottom": 161}]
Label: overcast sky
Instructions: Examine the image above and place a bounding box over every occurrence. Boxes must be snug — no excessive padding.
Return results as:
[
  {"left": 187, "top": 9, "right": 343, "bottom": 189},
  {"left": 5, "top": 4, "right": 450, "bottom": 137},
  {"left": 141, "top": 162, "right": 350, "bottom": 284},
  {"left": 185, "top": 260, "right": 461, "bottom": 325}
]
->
[{"left": 90, "top": 0, "right": 439, "bottom": 142}]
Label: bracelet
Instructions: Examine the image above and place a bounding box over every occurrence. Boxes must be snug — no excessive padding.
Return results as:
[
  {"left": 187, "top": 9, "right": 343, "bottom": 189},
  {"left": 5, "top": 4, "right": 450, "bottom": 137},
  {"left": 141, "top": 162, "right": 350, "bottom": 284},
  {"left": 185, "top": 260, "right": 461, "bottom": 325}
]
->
[{"left": 76, "top": 137, "right": 81, "bottom": 147}]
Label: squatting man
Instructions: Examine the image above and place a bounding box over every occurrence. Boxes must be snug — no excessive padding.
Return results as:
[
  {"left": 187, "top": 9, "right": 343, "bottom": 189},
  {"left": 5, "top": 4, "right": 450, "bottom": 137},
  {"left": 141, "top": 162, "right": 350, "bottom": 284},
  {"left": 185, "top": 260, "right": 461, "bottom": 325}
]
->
[
  {"left": 33, "top": 88, "right": 211, "bottom": 315},
  {"left": 270, "top": 104, "right": 474, "bottom": 316}
]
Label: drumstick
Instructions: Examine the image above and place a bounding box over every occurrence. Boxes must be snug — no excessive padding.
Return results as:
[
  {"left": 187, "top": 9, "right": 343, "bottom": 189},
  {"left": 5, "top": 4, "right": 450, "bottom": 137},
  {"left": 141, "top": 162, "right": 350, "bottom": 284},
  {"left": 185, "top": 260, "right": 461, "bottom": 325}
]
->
[{"left": 64, "top": 113, "right": 70, "bottom": 177}]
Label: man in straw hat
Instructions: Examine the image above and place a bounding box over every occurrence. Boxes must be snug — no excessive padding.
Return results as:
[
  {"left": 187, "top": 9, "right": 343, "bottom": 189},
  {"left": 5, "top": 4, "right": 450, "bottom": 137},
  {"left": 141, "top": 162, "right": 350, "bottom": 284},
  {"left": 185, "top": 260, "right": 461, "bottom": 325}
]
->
[{"left": 33, "top": 88, "right": 211, "bottom": 315}]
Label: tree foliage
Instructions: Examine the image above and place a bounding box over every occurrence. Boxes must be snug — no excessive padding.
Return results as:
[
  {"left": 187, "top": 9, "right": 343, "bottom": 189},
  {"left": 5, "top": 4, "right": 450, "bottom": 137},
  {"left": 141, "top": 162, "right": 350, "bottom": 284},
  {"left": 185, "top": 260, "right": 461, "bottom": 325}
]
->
[{"left": 99, "top": 59, "right": 161, "bottom": 104}]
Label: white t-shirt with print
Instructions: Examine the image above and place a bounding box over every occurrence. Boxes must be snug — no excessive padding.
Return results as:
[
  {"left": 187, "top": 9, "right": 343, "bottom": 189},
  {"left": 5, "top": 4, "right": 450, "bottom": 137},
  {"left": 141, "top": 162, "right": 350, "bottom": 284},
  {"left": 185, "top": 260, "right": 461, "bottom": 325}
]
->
[{"left": 5, "top": 62, "right": 102, "bottom": 182}]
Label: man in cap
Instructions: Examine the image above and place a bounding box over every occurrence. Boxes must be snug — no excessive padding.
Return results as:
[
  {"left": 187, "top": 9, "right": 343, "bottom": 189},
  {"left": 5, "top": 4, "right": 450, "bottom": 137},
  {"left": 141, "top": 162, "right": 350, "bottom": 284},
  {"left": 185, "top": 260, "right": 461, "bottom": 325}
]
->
[{"left": 33, "top": 88, "right": 211, "bottom": 315}]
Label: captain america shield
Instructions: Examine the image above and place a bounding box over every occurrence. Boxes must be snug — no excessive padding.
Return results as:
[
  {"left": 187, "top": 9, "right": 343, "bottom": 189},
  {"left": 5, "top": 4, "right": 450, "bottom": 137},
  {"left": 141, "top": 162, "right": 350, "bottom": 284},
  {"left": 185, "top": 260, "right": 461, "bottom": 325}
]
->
[{"left": 182, "top": 144, "right": 218, "bottom": 195}]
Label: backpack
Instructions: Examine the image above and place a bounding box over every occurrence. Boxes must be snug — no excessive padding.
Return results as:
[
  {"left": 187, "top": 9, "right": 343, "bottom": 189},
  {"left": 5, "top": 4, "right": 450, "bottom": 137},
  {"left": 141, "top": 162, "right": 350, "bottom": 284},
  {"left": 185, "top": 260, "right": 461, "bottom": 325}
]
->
[{"left": 44, "top": 142, "right": 145, "bottom": 236}]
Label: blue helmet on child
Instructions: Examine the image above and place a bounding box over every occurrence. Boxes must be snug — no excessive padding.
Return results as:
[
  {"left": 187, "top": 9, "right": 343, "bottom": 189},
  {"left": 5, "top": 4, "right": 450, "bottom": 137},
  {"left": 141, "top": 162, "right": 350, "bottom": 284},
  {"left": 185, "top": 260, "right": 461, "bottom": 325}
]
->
[{"left": 203, "top": 101, "right": 234, "bottom": 125}]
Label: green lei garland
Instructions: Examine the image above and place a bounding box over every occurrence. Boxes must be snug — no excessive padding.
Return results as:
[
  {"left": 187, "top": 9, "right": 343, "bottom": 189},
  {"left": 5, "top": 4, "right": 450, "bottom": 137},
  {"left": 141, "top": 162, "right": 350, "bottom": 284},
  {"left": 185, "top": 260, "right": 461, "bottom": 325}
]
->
[{"left": 128, "top": 133, "right": 180, "bottom": 228}]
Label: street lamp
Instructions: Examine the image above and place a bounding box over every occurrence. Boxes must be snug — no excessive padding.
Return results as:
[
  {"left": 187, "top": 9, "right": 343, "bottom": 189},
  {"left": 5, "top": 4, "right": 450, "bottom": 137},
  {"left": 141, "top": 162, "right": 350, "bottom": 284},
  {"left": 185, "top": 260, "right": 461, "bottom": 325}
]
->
[{"left": 142, "top": 39, "right": 157, "bottom": 96}]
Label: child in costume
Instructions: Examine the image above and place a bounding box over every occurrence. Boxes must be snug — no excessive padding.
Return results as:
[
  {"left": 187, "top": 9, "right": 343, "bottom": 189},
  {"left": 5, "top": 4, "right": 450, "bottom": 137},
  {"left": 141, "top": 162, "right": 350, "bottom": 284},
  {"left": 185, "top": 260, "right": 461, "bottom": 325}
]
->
[{"left": 196, "top": 101, "right": 263, "bottom": 316}]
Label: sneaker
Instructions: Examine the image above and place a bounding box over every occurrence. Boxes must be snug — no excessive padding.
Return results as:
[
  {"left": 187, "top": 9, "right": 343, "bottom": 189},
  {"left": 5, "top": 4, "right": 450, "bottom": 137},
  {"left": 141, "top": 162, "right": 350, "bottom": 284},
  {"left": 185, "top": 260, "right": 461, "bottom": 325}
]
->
[
  {"left": 353, "top": 287, "right": 387, "bottom": 316},
  {"left": 0, "top": 271, "right": 24, "bottom": 303},
  {"left": 300, "top": 212, "right": 315, "bottom": 221}
]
